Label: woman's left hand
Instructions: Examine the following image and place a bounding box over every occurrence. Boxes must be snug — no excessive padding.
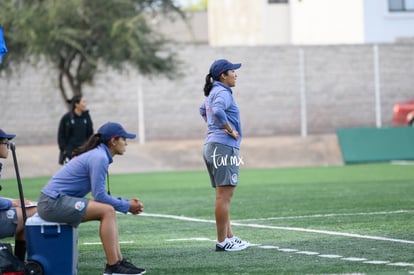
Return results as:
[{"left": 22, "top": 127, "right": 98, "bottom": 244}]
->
[{"left": 225, "top": 129, "right": 239, "bottom": 140}]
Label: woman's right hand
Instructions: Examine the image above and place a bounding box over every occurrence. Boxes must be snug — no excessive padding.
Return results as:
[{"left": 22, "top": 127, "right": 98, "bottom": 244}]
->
[{"left": 128, "top": 198, "right": 144, "bottom": 215}]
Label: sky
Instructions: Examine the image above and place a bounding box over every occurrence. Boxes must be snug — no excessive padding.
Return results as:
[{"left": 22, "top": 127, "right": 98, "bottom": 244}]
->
[{"left": 175, "top": 0, "right": 199, "bottom": 7}]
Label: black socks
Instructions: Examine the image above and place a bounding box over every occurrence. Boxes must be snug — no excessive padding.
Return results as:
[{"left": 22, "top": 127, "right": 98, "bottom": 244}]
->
[{"left": 14, "top": 240, "right": 26, "bottom": 262}]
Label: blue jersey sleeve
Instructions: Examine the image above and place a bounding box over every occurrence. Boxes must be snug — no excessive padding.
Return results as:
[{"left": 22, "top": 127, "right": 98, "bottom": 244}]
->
[
  {"left": 0, "top": 197, "right": 12, "bottom": 210},
  {"left": 89, "top": 153, "right": 130, "bottom": 213},
  {"left": 211, "top": 92, "right": 231, "bottom": 127}
]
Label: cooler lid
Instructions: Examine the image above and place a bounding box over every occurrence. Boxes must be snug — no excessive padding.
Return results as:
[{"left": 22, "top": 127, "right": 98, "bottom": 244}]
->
[{"left": 25, "top": 213, "right": 64, "bottom": 226}]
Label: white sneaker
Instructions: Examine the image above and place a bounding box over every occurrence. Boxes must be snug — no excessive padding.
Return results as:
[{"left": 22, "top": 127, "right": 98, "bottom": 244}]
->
[
  {"left": 229, "top": 236, "right": 250, "bottom": 247},
  {"left": 215, "top": 239, "right": 247, "bottom": 252}
]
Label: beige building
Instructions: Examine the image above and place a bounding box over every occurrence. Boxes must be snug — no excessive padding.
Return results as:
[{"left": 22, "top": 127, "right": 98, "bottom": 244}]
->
[
  {"left": 208, "top": 0, "right": 414, "bottom": 46},
  {"left": 208, "top": 0, "right": 290, "bottom": 46}
]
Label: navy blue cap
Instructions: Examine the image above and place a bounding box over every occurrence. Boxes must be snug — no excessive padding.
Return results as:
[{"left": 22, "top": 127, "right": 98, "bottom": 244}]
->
[
  {"left": 210, "top": 59, "right": 241, "bottom": 80},
  {"left": 0, "top": 129, "right": 15, "bottom": 140},
  {"left": 98, "top": 122, "right": 136, "bottom": 142}
]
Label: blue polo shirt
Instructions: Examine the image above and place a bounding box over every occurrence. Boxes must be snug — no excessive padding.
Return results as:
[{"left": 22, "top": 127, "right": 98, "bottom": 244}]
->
[
  {"left": 41, "top": 144, "right": 130, "bottom": 213},
  {"left": 200, "top": 81, "right": 242, "bottom": 149}
]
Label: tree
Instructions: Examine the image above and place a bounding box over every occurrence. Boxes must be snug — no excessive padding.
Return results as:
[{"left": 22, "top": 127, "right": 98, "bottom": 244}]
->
[{"left": 0, "top": 0, "right": 184, "bottom": 106}]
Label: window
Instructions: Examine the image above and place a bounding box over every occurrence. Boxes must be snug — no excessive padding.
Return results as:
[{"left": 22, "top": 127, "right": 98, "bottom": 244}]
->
[
  {"left": 388, "top": 0, "right": 414, "bottom": 12},
  {"left": 268, "top": 0, "right": 288, "bottom": 4}
]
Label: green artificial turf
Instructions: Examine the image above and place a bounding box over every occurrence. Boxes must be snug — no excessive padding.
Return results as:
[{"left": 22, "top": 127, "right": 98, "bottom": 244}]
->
[{"left": 1, "top": 163, "right": 414, "bottom": 274}]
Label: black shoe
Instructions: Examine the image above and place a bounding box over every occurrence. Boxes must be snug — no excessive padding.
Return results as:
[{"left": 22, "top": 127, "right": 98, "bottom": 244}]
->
[
  {"left": 103, "top": 260, "right": 146, "bottom": 275},
  {"left": 120, "top": 259, "right": 146, "bottom": 274}
]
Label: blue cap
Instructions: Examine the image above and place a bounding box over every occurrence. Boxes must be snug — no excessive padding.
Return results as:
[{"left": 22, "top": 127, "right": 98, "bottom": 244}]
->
[
  {"left": 98, "top": 122, "right": 136, "bottom": 142},
  {"left": 210, "top": 59, "right": 241, "bottom": 80},
  {"left": 0, "top": 129, "right": 15, "bottom": 140}
]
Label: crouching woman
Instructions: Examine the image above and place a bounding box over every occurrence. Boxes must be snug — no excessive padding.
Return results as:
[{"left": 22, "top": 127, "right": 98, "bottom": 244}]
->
[{"left": 37, "top": 122, "right": 146, "bottom": 275}]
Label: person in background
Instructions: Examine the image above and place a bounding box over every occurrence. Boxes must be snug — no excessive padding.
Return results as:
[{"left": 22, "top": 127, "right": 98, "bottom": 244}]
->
[
  {"left": 38, "top": 122, "right": 145, "bottom": 275},
  {"left": 200, "top": 59, "right": 250, "bottom": 252},
  {"left": 0, "top": 129, "right": 37, "bottom": 261},
  {"left": 58, "top": 95, "right": 93, "bottom": 164}
]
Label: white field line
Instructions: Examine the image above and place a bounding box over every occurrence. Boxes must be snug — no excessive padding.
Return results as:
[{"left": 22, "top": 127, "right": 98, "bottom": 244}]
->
[
  {"left": 262, "top": 246, "right": 414, "bottom": 268},
  {"left": 233, "top": 209, "right": 414, "bottom": 222},
  {"left": 83, "top": 241, "right": 134, "bottom": 245},
  {"left": 140, "top": 212, "right": 414, "bottom": 245},
  {"left": 231, "top": 221, "right": 414, "bottom": 245}
]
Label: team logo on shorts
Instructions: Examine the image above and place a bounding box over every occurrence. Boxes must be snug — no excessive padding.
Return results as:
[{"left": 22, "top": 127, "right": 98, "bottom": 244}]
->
[
  {"left": 231, "top": 173, "right": 238, "bottom": 184},
  {"left": 74, "top": 201, "right": 85, "bottom": 211},
  {"left": 6, "top": 210, "right": 15, "bottom": 219}
]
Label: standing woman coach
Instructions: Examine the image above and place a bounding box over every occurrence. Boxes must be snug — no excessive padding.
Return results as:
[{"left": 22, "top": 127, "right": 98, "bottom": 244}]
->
[{"left": 200, "top": 59, "right": 249, "bottom": 252}]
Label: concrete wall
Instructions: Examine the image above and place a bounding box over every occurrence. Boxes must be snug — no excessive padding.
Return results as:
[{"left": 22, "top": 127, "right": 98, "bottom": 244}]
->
[{"left": 1, "top": 43, "right": 414, "bottom": 145}]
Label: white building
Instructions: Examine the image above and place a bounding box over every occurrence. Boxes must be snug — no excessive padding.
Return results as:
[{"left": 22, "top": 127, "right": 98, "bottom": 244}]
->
[{"left": 208, "top": 0, "right": 414, "bottom": 46}]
